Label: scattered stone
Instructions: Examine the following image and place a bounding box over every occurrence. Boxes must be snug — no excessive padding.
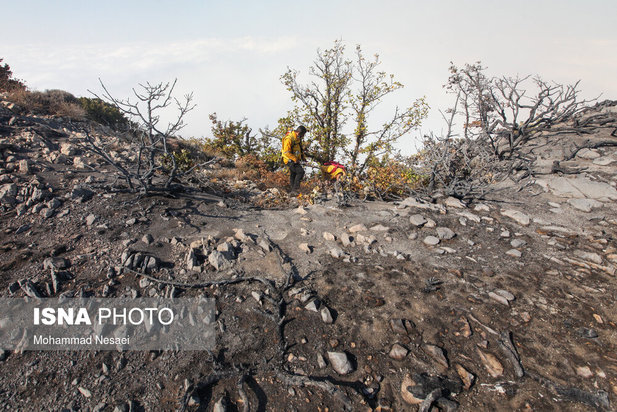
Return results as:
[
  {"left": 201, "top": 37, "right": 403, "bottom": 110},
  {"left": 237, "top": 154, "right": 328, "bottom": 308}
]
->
[
  {"left": 568, "top": 198, "right": 603, "bottom": 212},
  {"left": 78, "top": 387, "right": 92, "bottom": 398},
  {"left": 295, "top": 206, "right": 307, "bottom": 215},
  {"left": 576, "top": 366, "right": 593, "bottom": 378},
  {"left": 213, "top": 396, "right": 228, "bottom": 412},
  {"left": 370, "top": 224, "right": 390, "bottom": 232},
  {"left": 389, "top": 344, "right": 409, "bottom": 360},
  {"left": 457, "top": 211, "right": 481, "bottom": 223},
  {"left": 593, "top": 314, "right": 604, "bottom": 324},
  {"left": 577, "top": 148, "right": 600, "bottom": 159},
  {"left": 18, "top": 159, "right": 30, "bottom": 174},
  {"left": 455, "top": 364, "right": 475, "bottom": 390},
  {"left": 423, "top": 344, "right": 448, "bottom": 368},
  {"left": 340, "top": 232, "right": 353, "bottom": 247},
  {"left": 424, "top": 218, "right": 437, "bottom": 228},
  {"left": 85, "top": 214, "right": 97, "bottom": 226},
  {"left": 593, "top": 156, "right": 616, "bottom": 166},
  {"left": 398, "top": 197, "right": 446, "bottom": 213},
  {"left": 317, "top": 353, "right": 327, "bottom": 369},
  {"left": 500, "top": 230, "right": 511, "bottom": 238},
  {"left": 444, "top": 196, "right": 466, "bottom": 208},
  {"left": 423, "top": 236, "right": 440, "bottom": 246},
  {"left": 142, "top": 234, "right": 154, "bottom": 245},
  {"left": 305, "top": 299, "right": 320, "bottom": 312},
  {"left": 299, "top": 243, "right": 312, "bottom": 254},
  {"left": 349, "top": 223, "right": 367, "bottom": 233},
  {"left": 327, "top": 352, "right": 354, "bottom": 375},
  {"left": 126, "top": 218, "right": 137, "bottom": 226},
  {"left": 43, "top": 257, "right": 70, "bottom": 271},
  {"left": 436, "top": 227, "right": 456, "bottom": 240},
  {"left": 329, "top": 247, "right": 345, "bottom": 258},
  {"left": 320, "top": 306, "right": 333, "bottom": 324},
  {"left": 489, "top": 291, "right": 510, "bottom": 306},
  {"left": 574, "top": 250, "right": 603, "bottom": 265},
  {"left": 322, "top": 232, "right": 336, "bottom": 241},
  {"left": 234, "top": 228, "right": 254, "bottom": 243},
  {"left": 208, "top": 250, "right": 231, "bottom": 271},
  {"left": 495, "top": 289, "right": 515, "bottom": 302},
  {"left": 391, "top": 318, "right": 414, "bottom": 335},
  {"left": 19, "top": 279, "right": 42, "bottom": 299},
  {"left": 501, "top": 209, "right": 530, "bottom": 226},
  {"left": 506, "top": 249, "right": 522, "bottom": 258},
  {"left": 520, "top": 312, "right": 531, "bottom": 323},
  {"left": 477, "top": 350, "right": 504, "bottom": 378},
  {"left": 511, "top": 239, "right": 527, "bottom": 248},
  {"left": 258, "top": 238, "right": 272, "bottom": 252},
  {"left": 474, "top": 203, "right": 490, "bottom": 212}
]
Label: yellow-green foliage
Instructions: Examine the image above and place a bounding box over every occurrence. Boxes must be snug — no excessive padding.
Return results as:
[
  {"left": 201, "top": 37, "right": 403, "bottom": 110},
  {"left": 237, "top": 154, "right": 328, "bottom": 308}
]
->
[{"left": 78, "top": 97, "right": 129, "bottom": 129}]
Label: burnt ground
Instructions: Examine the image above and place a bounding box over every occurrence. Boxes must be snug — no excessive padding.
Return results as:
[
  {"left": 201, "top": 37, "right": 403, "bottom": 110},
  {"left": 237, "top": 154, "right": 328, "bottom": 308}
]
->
[{"left": 1, "top": 102, "right": 617, "bottom": 411}]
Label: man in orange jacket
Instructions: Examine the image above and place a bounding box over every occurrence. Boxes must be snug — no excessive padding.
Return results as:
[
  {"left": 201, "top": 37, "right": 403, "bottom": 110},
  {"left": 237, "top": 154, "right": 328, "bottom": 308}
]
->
[{"left": 281, "top": 125, "right": 307, "bottom": 193}]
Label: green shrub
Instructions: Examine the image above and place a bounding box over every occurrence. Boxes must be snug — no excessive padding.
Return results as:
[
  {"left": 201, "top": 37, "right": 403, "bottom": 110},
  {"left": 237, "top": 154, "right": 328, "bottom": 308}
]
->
[
  {"left": 0, "top": 58, "right": 26, "bottom": 92},
  {"left": 78, "top": 97, "right": 129, "bottom": 129}
]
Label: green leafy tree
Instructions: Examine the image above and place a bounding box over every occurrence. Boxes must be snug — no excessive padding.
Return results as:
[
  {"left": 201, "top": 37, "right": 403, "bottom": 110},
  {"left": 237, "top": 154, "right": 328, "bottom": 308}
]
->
[
  {"left": 281, "top": 41, "right": 428, "bottom": 171},
  {"left": 347, "top": 45, "right": 429, "bottom": 175},
  {"left": 281, "top": 40, "right": 352, "bottom": 163}
]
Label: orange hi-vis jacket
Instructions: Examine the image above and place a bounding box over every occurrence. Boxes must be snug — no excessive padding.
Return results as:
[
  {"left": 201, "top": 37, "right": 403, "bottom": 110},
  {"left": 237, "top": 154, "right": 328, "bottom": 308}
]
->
[{"left": 281, "top": 130, "right": 305, "bottom": 164}]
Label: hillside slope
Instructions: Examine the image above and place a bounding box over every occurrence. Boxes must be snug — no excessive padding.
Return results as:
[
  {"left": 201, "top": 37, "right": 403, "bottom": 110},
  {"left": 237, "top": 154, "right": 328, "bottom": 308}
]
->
[{"left": 1, "top": 96, "right": 617, "bottom": 411}]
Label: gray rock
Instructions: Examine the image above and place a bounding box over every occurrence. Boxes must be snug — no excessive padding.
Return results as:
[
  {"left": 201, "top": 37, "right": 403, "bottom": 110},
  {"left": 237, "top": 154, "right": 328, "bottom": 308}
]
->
[
  {"left": 506, "top": 249, "right": 522, "bottom": 258},
  {"left": 330, "top": 247, "right": 345, "bottom": 258},
  {"left": 208, "top": 250, "right": 231, "bottom": 271},
  {"left": 489, "top": 291, "right": 510, "bottom": 306},
  {"left": 44, "top": 257, "right": 70, "bottom": 270},
  {"left": 423, "top": 236, "right": 440, "bottom": 246},
  {"left": 85, "top": 214, "right": 97, "bottom": 226},
  {"left": 423, "top": 344, "right": 449, "bottom": 368},
  {"left": 409, "top": 214, "right": 427, "bottom": 227},
  {"left": 19, "top": 279, "right": 42, "bottom": 298},
  {"left": 436, "top": 227, "right": 456, "bottom": 240},
  {"left": 568, "top": 198, "right": 603, "bottom": 212},
  {"left": 574, "top": 250, "right": 603, "bottom": 265},
  {"left": 349, "top": 223, "right": 367, "bottom": 233},
  {"left": 142, "top": 234, "right": 154, "bottom": 245},
  {"left": 444, "top": 196, "right": 466, "bottom": 208},
  {"left": 510, "top": 239, "right": 527, "bottom": 248},
  {"left": 299, "top": 243, "right": 312, "bottom": 254},
  {"left": 535, "top": 176, "right": 617, "bottom": 201},
  {"left": 305, "top": 299, "right": 321, "bottom": 312},
  {"left": 323, "top": 232, "right": 336, "bottom": 241},
  {"left": 320, "top": 306, "right": 333, "bottom": 324},
  {"left": 501, "top": 209, "right": 530, "bottom": 226},
  {"left": 370, "top": 224, "right": 390, "bottom": 232},
  {"left": 317, "top": 353, "right": 327, "bottom": 369},
  {"left": 327, "top": 351, "right": 354, "bottom": 375},
  {"left": 18, "top": 159, "right": 30, "bottom": 174},
  {"left": 398, "top": 197, "right": 446, "bottom": 213},
  {"left": 340, "top": 232, "right": 353, "bottom": 247},
  {"left": 389, "top": 344, "right": 409, "bottom": 360},
  {"left": 495, "top": 289, "right": 515, "bottom": 301},
  {"left": 457, "top": 211, "right": 481, "bottom": 223}
]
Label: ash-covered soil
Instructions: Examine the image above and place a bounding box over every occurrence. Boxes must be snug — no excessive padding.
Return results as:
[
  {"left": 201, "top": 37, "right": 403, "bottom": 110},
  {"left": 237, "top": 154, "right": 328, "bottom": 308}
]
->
[{"left": 1, "top": 99, "right": 617, "bottom": 411}]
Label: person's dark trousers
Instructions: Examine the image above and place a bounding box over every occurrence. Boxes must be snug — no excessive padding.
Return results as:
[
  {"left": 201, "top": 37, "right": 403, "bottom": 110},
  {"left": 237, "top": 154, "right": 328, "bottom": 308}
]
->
[{"left": 288, "top": 161, "right": 305, "bottom": 191}]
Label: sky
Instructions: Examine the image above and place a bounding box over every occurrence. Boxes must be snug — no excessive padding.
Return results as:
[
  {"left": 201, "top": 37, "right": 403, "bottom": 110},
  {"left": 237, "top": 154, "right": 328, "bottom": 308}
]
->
[{"left": 2, "top": 0, "right": 616, "bottom": 154}]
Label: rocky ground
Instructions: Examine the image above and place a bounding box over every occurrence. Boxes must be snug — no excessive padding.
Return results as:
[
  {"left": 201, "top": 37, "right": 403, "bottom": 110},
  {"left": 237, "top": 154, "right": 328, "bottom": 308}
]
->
[{"left": 1, "top": 97, "right": 617, "bottom": 411}]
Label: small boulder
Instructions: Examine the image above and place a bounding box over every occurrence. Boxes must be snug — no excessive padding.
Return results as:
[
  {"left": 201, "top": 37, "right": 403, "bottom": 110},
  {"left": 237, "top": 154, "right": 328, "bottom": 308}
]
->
[{"left": 327, "top": 352, "right": 354, "bottom": 375}]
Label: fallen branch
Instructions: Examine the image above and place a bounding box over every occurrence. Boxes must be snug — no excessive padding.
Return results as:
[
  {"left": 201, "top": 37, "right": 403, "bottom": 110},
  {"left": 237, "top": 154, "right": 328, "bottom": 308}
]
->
[
  {"left": 497, "top": 331, "right": 525, "bottom": 378},
  {"left": 528, "top": 371, "right": 611, "bottom": 411}
]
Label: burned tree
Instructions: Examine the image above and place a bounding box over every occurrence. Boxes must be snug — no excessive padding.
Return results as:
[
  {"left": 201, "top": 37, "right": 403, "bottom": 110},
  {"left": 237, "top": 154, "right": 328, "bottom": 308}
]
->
[
  {"left": 83, "top": 79, "right": 197, "bottom": 193},
  {"left": 446, "top": 62, "right": 597, "bottom": 159}
]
